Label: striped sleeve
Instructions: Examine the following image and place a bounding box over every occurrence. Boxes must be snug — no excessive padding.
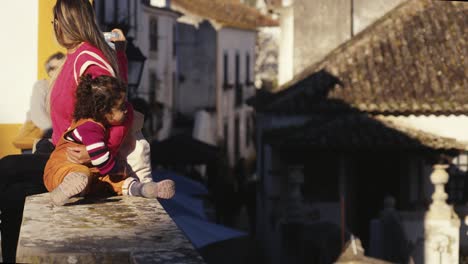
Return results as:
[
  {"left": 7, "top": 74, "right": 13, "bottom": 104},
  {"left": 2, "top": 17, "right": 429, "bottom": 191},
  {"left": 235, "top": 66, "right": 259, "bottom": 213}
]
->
[
  {"left": 74, "top": 49, "right": 115, "bottom": 84},
  {"left": 74, "top": 121, "right": 116, "bottom": 175}
]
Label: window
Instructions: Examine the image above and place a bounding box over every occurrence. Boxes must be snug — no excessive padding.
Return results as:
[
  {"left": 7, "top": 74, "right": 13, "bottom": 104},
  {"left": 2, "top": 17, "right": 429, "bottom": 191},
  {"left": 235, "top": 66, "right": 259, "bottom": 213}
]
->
[
  {"left": 149, "top": 72, "right": 158, "bottom": 134},
  {"left": 223, "top": 52, "right": 229, "bottom": 88},
  {"left": 223, "top": 122, "right": 229, "bottom": 154},
  {"left": 149, "top": 72, "right": 158, "bottom": 104},
  {"left": 448, "top": 152, "right": 468, "bottom": 204},
  {"left": 453, "top": 152, "right": 468, "bottom": 172},
  {"left": 149, "top": 17, "right": 158, "bottom": 52},
  {"left": 95, "top": 1, "right": 105, "bottom": 26},
  {"left": 235, "top": 116, "right": 240, "bottom": 161},
  {"left": 235, "top": 53, "right": 242, "bottom": 106},
  {"left": 245, "top": 53, "right": 250, "bottom": 84},
  {"left": 303, "top": 154, "right": 339, "bottom": 202},
  {"left": 172, "top": 24, "right": 177, "bottom": 57},
  {"left": 172, "top": 71, "right": 177, "bottom": 111},
  {"left": 94, "top": 1, "right": 129, "bottom": 30},
  {"left": 447, "top": 163, "right": 466, "bottom": 204},
  {"left": 246, "top": 115, "right": 251, "bottom": 147},
  {"left": 150, "top": 0, "right": 167, "bottom": 7},
  {"left": 235, "top": 53, "right": 240, "bottom": 86}
]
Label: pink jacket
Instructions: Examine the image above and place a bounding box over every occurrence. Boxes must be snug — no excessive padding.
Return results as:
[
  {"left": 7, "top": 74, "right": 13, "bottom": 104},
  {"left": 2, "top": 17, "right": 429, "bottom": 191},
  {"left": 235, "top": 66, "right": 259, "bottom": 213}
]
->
[{"left": 50, "top": 42, "right": 132, "bottom": 155}]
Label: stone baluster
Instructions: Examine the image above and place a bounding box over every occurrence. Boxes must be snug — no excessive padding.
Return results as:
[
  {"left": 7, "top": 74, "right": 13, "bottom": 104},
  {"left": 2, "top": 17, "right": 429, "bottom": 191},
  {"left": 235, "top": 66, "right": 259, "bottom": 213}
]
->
[{"left": 424, "top": 164, "right": 460, "bottom": 264}]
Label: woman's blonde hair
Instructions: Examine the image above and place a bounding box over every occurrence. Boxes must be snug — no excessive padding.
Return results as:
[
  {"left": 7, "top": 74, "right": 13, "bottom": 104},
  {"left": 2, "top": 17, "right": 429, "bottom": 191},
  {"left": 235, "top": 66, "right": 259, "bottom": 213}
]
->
[{"left": 52, "top": 0, "right": 120, "bottom": 79}]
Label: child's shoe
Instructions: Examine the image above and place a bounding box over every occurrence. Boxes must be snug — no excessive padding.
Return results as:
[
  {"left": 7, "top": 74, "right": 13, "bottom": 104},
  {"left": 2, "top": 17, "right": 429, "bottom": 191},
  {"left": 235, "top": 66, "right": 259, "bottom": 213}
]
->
[
  {"left": 50, "top": 172, "right": 88, "bottom": 206},
  {"left": 141, "top": 180, "right": 175, "bottom": 199},
  {"left": 130, "top": 179, "right": 175, "bottom": 199}
]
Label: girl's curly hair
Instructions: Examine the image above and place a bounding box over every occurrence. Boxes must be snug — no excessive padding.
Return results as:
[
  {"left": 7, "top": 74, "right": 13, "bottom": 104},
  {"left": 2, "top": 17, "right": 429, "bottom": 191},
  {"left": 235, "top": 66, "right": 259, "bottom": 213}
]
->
[{"left": 73, "top": 74, "right": 126, "bottom": 125}]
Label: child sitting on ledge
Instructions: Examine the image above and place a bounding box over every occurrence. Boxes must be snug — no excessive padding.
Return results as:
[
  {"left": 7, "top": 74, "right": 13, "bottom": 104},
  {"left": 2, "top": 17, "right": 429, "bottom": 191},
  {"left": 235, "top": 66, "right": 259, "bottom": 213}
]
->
[{"left": 43, "top": 75, "right": 175, "bottom": 205}]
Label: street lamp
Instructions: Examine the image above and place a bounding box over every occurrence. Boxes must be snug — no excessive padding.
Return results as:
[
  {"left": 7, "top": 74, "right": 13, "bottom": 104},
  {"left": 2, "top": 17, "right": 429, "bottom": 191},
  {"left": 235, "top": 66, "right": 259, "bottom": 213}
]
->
[{"left": 126, "top": 37, "right": 146, "bottom": 99}]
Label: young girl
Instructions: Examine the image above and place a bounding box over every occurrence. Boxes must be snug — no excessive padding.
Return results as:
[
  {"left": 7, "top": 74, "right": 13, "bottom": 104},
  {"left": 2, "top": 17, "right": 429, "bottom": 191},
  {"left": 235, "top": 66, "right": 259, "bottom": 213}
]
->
[{"left": 44, "top": 75, "right": 175, "bottom": 206}]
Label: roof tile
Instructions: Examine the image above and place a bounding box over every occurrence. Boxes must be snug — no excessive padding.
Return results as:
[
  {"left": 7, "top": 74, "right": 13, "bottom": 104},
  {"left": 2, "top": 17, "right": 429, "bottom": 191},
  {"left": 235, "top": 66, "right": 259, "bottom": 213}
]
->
[
  {"left": 265, "top": 0, "right": 467, "bottom": 115},
  {"left": 172, "top": 0, "right": 278, "bottom": 30}
]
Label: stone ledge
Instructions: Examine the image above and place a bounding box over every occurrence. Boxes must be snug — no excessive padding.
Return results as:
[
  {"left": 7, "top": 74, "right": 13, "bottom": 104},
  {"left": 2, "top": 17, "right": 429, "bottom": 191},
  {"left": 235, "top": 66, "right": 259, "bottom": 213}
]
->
[{"left": 17, "top": 193, "right": 205, "bottom": 264}]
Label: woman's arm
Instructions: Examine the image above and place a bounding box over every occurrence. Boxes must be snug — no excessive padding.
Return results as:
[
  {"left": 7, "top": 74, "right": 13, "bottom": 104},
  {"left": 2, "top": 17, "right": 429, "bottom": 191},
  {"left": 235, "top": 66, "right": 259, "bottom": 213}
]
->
[
  {"left": 66, "top": 146, "right": 91, "bottom": 164},
  {"left": 110, "top": 28, "right": 128, "bottom": 83}
]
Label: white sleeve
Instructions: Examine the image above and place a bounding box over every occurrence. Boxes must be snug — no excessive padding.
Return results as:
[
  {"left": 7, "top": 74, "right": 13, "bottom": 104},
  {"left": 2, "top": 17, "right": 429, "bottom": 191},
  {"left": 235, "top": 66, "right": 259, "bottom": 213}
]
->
[{"left": 29, "top": 79, "right": 52, "bottom": 130}]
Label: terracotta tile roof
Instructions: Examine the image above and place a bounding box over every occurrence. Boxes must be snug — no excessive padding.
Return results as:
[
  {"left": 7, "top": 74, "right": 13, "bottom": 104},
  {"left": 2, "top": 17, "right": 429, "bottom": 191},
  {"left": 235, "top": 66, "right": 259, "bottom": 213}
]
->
[
  {"left": 265, "top": 114, "right": 468, "bottom": 151},
  {"left": 171, "top": 0, "right": 279, "bottom": 30},
  {"left": 264, "top": 0, "right": 467, "bottom": 115}
]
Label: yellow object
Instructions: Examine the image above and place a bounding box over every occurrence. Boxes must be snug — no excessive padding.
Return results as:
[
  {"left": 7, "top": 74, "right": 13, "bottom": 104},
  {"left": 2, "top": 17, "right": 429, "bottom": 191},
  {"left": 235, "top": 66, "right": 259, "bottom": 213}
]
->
[
  {"left": 0, "top": 124, "right": 23, "bottom": 158},
  {"left": 12, "top": 120, "right": 44, "bottom": 150},
  {"left": 1, "top": 1, "right": 96, "bottom": 158},
  {"left": 1, "top": 1, "right": 59, "bottom": 158},
  {"left": 38, "top": 0, "right": 65, "bottom": 80}
]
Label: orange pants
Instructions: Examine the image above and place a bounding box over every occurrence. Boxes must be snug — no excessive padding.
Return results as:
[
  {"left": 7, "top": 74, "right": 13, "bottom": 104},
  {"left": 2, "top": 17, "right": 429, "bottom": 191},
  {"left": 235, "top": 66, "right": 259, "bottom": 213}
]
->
[{"left": 43, "top": 120, "right": 127, "bottom": 196}]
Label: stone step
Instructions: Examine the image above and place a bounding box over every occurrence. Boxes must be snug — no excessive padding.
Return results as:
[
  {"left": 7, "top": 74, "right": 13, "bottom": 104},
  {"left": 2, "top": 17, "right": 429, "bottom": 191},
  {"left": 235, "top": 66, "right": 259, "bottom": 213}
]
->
[{"left": 17, "top": 193, "right": 205, "bottom": 263}]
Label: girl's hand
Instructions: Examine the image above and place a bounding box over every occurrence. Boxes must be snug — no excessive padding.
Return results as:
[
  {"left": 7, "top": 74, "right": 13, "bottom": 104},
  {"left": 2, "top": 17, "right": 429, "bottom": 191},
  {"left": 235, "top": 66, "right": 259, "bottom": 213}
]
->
[
  {"left": 111, "top": 28, "right": 127, "bottom": 51},
  {"left": 66, "top": 146, "right": 91, "bottom": 164}
]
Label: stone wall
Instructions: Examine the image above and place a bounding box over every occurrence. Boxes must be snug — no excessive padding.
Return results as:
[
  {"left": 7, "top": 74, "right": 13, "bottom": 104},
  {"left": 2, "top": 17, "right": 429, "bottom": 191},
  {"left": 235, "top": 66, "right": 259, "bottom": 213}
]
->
[
  {"left": 293, "top": 0, "right": 351, "bottom": 77},
  {"left": 16, "top": 194, "right": 204, "bottom": 264}
]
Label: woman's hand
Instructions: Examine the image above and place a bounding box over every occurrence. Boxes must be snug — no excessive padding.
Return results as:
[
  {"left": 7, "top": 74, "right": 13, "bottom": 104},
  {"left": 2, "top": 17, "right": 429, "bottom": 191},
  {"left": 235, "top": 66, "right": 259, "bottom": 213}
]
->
[
  {"left": 66, "top": 146, "right": 91, "bottom": 164},
  {"left": 110, "top": 28, "right": 126, "bottom": 41},
  {"left": 111, "top": 28, "right": 127, "bottom": 52}
]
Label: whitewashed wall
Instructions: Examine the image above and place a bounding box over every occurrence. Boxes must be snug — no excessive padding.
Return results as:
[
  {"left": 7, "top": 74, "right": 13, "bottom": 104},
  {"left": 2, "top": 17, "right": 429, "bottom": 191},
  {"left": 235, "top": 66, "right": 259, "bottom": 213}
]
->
[
  {"left": 217, "top": 27, "right": 257, "bottom": 165},
  {"left": 135, "top": 5, "right": 178, "bottom": 140},
  {"left": 137, "top": 7, "right": 178, "bottom": 108},
  {"left": 278, "top": 0, "right": 406, "bottom": 85},
  {"left": 0, "top": 2, "right": 38, "bottom": 124},
  {"left": 175, "top": 21, "right": 217, "bottom": 115},
  {"left": 384, "top": 116, "right": 468, "bottom": 143}
]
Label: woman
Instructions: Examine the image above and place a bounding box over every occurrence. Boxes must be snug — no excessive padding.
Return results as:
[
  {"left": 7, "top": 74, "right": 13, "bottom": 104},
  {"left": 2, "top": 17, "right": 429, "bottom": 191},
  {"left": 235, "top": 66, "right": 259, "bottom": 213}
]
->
[
  {"left": 0, "top": 0, "right": 131, "bottom": 261},
  {"left": 50, "top": 0, "right": 132, "bottom": 159}
]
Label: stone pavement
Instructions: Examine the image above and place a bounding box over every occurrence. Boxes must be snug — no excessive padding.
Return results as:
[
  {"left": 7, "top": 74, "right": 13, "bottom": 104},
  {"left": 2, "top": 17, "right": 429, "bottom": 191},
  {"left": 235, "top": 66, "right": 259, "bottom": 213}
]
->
[{"left": 16, "top": 193, "right": 205, "bottom": 263}]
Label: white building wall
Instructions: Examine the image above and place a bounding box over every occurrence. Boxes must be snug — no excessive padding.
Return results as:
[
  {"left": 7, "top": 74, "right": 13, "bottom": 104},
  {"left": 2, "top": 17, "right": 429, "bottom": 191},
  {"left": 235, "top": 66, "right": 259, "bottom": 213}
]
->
[
  {"left": 353, "top": 0, "right": 406, "bottom": 34},
  {"left": 176, "top": 21, "right": 217, "bottom": 115},
  {"left": 384, "top": 116, "right": 468, "bottom": 143},
  {"left": 193, "top": 110, "right": 217, "bottom": 145},
  {"left": 0, "top": 2, "right": 38, "bottom": 124},
  {"left": 278, "top": 5, "right": 294, "bottom": 85},
  {"left": 278, "top": 0, "right": 406, "bottom": 85},
  {"left": 137, "top": 5, "right": 178, "bottom": 140},
  {"left": 138, "top": 8, "right": 177, "bottom": 108},
  {"left": 217, "top": 28, "right": 257, "bottom": 166}
]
